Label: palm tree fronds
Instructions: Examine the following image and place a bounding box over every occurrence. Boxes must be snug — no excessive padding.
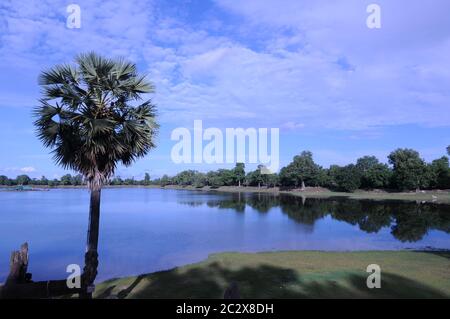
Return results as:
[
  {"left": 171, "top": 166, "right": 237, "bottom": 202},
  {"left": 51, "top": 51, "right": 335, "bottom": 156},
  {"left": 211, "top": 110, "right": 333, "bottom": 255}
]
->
[{"left": 34, "top": 53, "right": 159, "bottom": 189}]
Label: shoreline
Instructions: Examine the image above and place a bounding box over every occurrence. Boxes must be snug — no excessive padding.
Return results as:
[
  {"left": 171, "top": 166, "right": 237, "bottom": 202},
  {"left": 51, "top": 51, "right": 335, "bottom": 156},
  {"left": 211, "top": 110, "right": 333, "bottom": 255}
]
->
[
  {"left": 145, "top": 184, "right": 450, "bottom": 204},
  {"left": 2, "top": 184, "right": 449, "bottom": 204}
]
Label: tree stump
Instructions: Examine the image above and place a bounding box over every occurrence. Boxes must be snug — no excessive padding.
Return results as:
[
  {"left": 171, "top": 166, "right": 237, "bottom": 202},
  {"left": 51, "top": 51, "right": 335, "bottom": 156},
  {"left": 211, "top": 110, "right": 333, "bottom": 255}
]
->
[
  {"left": 1, "top": 243, "right": 82, "bottom": 299},
  {"left": 6, "top": 242, "right": 31, "bottom": 285}
]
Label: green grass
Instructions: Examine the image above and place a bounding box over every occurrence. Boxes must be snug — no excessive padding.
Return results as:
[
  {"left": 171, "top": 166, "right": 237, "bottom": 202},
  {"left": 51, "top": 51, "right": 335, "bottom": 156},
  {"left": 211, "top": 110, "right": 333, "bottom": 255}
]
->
[{"left": 94, "top": 251, "right": 450, "bottom": 299}]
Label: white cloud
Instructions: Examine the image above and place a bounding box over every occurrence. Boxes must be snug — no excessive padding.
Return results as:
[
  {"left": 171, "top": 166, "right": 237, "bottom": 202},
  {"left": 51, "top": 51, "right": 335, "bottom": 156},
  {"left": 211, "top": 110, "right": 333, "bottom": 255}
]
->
[
  {"left": 20, "top": 166, "right": 36, "bottom": 173},
  {"left": 0, "top": 166, "right": 37, "bottom": 174},
  {"left": 1, "top": 0, "right": 450, "bottom": 132}
]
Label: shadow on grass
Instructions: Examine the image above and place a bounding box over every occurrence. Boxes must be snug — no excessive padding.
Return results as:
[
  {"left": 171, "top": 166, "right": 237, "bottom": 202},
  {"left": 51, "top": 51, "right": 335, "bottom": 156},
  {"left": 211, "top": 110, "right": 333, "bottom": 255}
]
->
[
  {"left": 418, "top": 250, "right": 450, "bottom": 261},
  {"left": 96, "top": 262, "right": 448, "bottom": 299}
]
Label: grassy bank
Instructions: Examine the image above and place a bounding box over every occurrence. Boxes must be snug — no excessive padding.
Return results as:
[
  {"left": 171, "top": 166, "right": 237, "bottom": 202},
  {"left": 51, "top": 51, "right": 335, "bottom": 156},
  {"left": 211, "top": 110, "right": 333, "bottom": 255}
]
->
[
  {"left": 95, "top": 250, "right": 450, "bottom": 299},
  {"left": 160, "top": 185, "right": 450, "bottom": 204}
]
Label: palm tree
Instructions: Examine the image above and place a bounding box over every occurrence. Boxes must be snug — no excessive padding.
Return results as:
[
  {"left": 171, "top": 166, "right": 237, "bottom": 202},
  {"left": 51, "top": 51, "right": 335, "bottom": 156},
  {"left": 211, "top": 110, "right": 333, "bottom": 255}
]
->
[{"left": 34, "top": 52, "right": 158, "bottom": 298}]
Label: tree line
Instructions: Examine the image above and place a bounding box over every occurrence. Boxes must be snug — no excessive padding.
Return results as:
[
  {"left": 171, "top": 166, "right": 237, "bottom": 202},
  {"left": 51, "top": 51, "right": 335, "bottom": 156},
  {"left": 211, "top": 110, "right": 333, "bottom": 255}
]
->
[
  {"left": 152, "top": 147, "right": 450, "bottom": 192},
  {"left": 0, "top": 173, "right": 152, "bottom": 187},
  {"left": 1, "top": 147, "right": 449, "bottom": 193}
]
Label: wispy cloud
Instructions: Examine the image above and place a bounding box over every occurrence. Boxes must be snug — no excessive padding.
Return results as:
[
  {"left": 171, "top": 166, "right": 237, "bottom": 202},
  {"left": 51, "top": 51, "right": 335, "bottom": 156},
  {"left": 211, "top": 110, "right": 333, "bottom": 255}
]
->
[
  {"left": 0, "top": 0, "right": 449, "bottom": 175},
  {"left": 1, "top": 0, "right": 450, "bottom": 130}
]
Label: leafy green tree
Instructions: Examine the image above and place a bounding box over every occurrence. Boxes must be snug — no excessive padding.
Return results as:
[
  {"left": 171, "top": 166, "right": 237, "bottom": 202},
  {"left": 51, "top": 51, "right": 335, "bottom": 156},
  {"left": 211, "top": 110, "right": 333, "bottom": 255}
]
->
[
  {"left": 206, "top": 171, "right": 224, "bottom": 188},
  {"left": 34, "top": 52, "right": 158, "bottom": 297},
  {"left": 388, "top": 149, "right": 427, "bottom": 191},
  {"left": 174, "top": 170, "right": 197, "bottom": 186},
  {"left": 245, "top": 165, "right": 268, "bottom": 187},
  {"left": 192, "top": 172, "right": 207, "bottom": 188},
  {"left": 40, "top": 176, "right": 49, "bottom": 185},
  {"left": 110, "top": 176, "right": 123, "bottom": 186},
  {"left": 245, "top": 170, "right": 259, "bottom": 187},
  {"left": 278, "top": 164, "right": 298, "bottom": 187},
  {"left": 428, "top": 157, "right": 450, "bottom": 189},
  {"left": 447, "top": 146, "right": 450, "bottom": 156},
  {"left": 356, "top": 156, "right": 392, "bottom": 189},
  {"left": 217, "top": 169, "right": 235, "bottom": 186},
  {"left": 160, "top": 174, "right": 171, "bottom": 187},
  {"left": 124, "top": 177, "right": 136, "bottom": 185},
  {"left": 233, "top": 163, "right": 245, "bottom": 187},
  {"left": 266, "top": 173, "right": 279, "bottom": 188},
  {"left": 331, "top": 165, "right": 361, "bottom": 192},
  {"left": 71, "top": 174, "right": 83, "bottom": 185},
  {"left": 60, "top": 174, "right": 73, "bottom": 185},
  {"left": 143, "top": 172, "right": 151, "bottom": 186},
  {"left": 0, "top": 175, "right": 9, "bottom": 185},
  {"left": 48, "top": 178, "right": 60, "bottom": 187},
  {"left": 16, "top": 174, "right": 31, "bottom": 185},
  {"left": 279, "top": 151, "right": 321, "bottom": 189}
]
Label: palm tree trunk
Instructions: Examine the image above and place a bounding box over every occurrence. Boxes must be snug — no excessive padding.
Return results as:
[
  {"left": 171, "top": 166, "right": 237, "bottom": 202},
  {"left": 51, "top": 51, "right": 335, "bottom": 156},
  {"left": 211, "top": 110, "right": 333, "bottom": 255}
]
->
[{"left": 81, "top": 188, "right": 101, "bottom": 299}]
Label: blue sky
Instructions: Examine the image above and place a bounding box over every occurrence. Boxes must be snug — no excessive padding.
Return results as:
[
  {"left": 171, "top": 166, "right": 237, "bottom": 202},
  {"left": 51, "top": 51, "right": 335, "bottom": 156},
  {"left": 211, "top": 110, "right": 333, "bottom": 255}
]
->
[{"left": 0, "top": 0, "right": 449, "bottom": 179}]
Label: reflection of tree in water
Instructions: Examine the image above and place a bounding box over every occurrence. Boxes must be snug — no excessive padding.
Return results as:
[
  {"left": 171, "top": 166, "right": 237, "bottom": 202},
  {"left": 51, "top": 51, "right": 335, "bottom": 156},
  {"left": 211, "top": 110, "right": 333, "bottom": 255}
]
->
[
  {"left": 206, "top": 193, "right": 247, "bottom": 213},
  {"left": 278, "top": 195, "right": 328, "bottom": 225},
  {"left": 330, "top": 200, "right": 392, "bottom": 234},
  {"left": 330, "top": 199, "right": 450, "bottom": 242},
  {"left": 246, "top": 193, "right": 279, "bottom": 213},
  {"left": 177, "top": 200, "right": 205, "bottom": 207},
  {"left": 177, "top": 191, "right": 450, "bottom": 243},
  {"left": 388, "top": 202, "right": 448, "bottom": 242}
]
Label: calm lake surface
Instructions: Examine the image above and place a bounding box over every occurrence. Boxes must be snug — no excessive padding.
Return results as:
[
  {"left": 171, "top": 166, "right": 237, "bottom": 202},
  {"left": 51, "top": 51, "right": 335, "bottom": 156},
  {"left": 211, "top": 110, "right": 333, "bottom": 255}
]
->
[{"left": 1, "top": 188, "right": 449, "bottom": 282}]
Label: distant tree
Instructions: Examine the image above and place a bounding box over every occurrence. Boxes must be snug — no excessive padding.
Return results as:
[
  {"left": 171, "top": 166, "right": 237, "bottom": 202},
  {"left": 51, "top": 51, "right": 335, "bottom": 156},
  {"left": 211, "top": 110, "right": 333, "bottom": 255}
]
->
[
  {"left": 160, "top": 174, "right": 170, "bottom": 187},
  {"left": 71, "top": 174, "right": 83, "bottom": 186},
  {"left": 16, "top": 174, "right": 31, "bottom": 185},
  {"left": 388, "top": 149, "right": 427, "bottom": 191},
  {"left": 143, "top": 172, "right": 151, "bottom": 186},
  {"left": 428, "top": 157, "right": 450, "bottom": 190},
  {"left": 447, "top": 146, "right": 450, "bottom": 156},
  {"left": 124, "top": 178, "right": 136, "bottom": 185},
  {"left": 233, "top": 163, "right": 246, "bottom": 187},
  {"left": 174, "top": 170, "right": 197, "bottom": 186},
  {"left": 278, "top": 164, "right": 298, "bottom": 187},
  {"left": 60, "top": 174, "right": 73, "bottom": 186},
  {"left": 244, "top": 170, "right": 257, "bottom": 187},
  {"left": 40, "top": 176, "right": 49, "bottom": 185},
  {"left": 0, "top": 175, "right": 9, "bottom": 185},
  {"left": 192, "top": 172, "right": 207, "bottom": 188},
  {"left": 266, "top": 173, "right": 279, "bottom": 188},
  {"left": 206, "top": 171, "right": 224, "bottom": 188},
  {"left": 331, "top": 165, "right": 361, "bottom": 192},
  {"left": 110, "top": 176, "right": 123, "bottom": 186},
  {"left": 245, "top": 165, "right": 268, "bottom": 188},
  {"left": 356, "top": 156, "right": 392, "bottom": 189},
  {"left": 48, "top": 178, "right": 60, "bottom": 187},
  {"left": 279, "top": 151, "right": 321, "bottom": 189},
  {"left": 217, "top": 169, "right": 235, "bottom": 186}
]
